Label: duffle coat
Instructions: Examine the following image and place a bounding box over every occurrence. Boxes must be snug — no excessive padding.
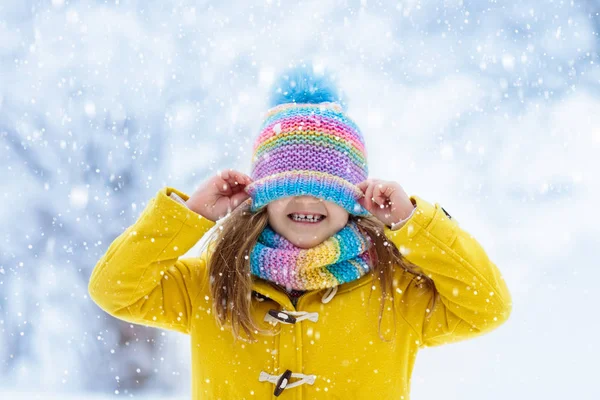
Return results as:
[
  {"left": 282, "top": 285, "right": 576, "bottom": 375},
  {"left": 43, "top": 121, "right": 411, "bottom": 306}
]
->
[{"left": 88, "top": 186, "right": 512, "bottom": 399}]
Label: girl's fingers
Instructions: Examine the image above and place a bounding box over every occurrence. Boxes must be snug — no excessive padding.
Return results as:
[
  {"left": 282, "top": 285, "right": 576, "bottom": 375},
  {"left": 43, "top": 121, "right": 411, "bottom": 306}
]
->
[
  {"left": 221, "top": 169, "right": 252, "bottom": 187},
  {"left": 372, "top": 182, "right": 386, "bottom": 208},
  {"left": 233, "top": 176, "right": 252, "bottom": 193},
  {"left": 218, "top": 169, "right": 230, "bottom": 181},
  {"left": 214, "top": 170, "right": 230, "bottom": 194},
  {"left": 357, "top": 178, "right": 375, "bottom": 192},
  {"left": 230, "top": 190, "right": 250, "bottom": 208},
  {"left": 233, "top": 170, "right": 252, "bottom": 186},
  {"left": 227, "top": 169, "right": 241, "bottom": 184},
  {"left": 221, "top": 169, "right": 237, "bottom": 186},
  {"left": 357, "top": 180, "right": 372, "bottom": 209},
  {"left": 383, "top": 185, "right": 397, "bottom": 211},
  {"left": 214, "top": 178, "right": 232, "bottom": 195},
  {"left": 373, "top": 182, "right": 392, "bottom": 209},
  {"left": 356, "top": 196, "right": 366, "bottom": 208},
  {"left": 372, "top": 183, "right": 384, "bottom": 208},
  {"left": 356, "top": 180, "right": 369, "bottom": 193},
  {"left": 364, "top": 181, "right": 376, "bottom": 211},
  {"left": 214, "top": 170, "right": 254, "bottom": 205}
]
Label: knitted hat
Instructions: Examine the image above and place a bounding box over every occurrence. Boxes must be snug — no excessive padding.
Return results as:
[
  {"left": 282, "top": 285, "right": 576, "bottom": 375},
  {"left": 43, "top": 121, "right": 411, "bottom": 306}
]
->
[{"left": 244, "top": 65, "right": 369, "bottom": 216}]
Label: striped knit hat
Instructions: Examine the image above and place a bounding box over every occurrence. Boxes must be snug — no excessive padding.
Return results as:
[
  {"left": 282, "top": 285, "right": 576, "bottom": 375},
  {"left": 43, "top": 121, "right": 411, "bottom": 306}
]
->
[{"left": 244, "top": 66, "right": 369, "bottom": 216}]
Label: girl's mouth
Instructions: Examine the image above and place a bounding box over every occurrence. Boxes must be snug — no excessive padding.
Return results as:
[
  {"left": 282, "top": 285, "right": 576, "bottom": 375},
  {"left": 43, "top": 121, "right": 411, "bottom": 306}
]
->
[{"left": 287, "top": 213, "right": 326, "bottom": 224}]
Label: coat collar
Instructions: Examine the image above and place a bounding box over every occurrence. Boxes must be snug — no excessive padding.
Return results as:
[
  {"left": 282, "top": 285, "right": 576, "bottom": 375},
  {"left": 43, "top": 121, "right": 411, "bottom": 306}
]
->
[{"left": 251, "top": 271, "right": 376, "bottom": 310}]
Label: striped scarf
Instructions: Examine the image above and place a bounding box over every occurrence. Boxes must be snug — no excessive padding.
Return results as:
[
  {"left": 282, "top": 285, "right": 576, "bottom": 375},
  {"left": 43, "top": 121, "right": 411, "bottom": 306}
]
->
[{"left": 249, "top": 220, "right": 373, "bottom": 291}]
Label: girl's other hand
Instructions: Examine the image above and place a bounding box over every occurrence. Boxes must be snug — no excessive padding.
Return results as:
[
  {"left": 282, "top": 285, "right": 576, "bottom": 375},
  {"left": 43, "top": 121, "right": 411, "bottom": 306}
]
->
[
  {"left": 186, "top": 169, "right": 253, "bottom": 222},
  {"left": 356, "top": 179, "right": 415, "bottom": 228}
]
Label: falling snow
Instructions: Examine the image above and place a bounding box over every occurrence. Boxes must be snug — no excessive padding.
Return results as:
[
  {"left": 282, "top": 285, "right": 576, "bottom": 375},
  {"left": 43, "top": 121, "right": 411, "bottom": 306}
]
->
[{"left": 0, "top": 0, "right": 596, "bottom": 399}]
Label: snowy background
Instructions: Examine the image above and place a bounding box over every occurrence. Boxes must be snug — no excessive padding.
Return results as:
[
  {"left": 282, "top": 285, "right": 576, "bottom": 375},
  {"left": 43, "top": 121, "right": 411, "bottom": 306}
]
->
[{"left": 1, "top": 0, "right": 599, "bottom": 399}]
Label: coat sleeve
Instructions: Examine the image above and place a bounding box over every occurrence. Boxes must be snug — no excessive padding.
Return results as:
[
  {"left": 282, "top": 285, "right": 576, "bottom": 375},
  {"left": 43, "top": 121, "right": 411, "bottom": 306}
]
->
[
  {"left": 384, "top": 195, "right": 512, "bottom": 348},
  {"left": 88, "top": 186, "right": 216, "bottom": 335}
]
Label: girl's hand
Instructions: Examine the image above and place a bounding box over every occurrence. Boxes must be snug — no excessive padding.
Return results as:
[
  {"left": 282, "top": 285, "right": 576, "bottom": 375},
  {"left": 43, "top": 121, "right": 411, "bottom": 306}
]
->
[
  {"left": 186, "top": 169, "right": 253, "bottom": 222},
  {"left": 356, "top": 179, "right": 415, "bottom": 228}
]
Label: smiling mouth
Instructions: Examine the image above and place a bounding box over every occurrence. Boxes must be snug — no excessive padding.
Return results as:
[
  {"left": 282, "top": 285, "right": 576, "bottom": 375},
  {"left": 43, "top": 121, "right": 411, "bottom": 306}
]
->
[{"left": 287, "top": 213, "right": 326, "bottom": 224}]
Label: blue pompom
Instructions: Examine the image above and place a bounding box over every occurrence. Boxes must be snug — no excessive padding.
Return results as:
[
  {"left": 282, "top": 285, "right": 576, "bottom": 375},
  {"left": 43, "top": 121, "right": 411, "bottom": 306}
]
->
[{"left": 268, "top": 63, "right": 347, "bottom": 111}]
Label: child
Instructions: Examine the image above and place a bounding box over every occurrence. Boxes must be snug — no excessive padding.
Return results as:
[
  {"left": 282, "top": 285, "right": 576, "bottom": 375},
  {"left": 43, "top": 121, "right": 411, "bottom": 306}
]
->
[{"left": 88, "top": 66, "right": 512, "bottom": 399}]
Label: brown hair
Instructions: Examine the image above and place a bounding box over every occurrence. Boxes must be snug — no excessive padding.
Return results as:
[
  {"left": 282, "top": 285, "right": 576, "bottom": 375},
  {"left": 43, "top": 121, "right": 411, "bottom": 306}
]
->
[{"left": 202, "top": 200, "right": 434, "bottom": 343}]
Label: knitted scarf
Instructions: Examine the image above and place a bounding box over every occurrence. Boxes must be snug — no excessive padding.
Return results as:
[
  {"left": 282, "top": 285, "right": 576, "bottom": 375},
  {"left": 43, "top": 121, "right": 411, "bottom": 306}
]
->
[{"left": 249, "top": 220, "right": 373, "bottom": 291}]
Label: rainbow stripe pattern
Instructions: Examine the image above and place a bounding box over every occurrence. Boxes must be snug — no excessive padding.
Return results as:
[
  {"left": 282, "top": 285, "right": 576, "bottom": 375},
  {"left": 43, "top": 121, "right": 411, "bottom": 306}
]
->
[
  {"left": 250, "top": 220, "right": 373, "bottom": 291},
  {"left": 244, "top": 102, "right": 369, "bottom": 216}
]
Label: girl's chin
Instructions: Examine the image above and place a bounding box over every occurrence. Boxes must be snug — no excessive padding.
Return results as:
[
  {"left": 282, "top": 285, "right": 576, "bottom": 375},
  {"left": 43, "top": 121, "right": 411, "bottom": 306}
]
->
[
  {"left": 293, "top": 242, "right": 320, "bottom": 249},
  {"left": 286, "top": 235, "right": 325, "bottom": 249}
]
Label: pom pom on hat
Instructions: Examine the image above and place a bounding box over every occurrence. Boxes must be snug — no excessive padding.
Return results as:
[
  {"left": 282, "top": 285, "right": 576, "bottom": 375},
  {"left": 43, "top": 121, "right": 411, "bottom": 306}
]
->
[
  {"left": 268, "top": 63, "right": 349, "bottom": 111},
  {"left": 245, "top": 63, "right": 369, "bottom": 216}
]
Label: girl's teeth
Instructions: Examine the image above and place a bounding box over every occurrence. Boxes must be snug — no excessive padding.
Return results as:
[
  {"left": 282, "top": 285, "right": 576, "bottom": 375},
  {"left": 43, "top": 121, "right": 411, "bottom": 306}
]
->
[{"left": 290, "top": 214, "right": 324, "bottom": 223}]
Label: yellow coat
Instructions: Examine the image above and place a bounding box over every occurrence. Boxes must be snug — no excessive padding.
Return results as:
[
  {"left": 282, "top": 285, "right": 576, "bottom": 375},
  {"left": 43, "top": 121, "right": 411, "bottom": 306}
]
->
[{"left": 88, "top": 186, "right": 512, "bottom": 399}]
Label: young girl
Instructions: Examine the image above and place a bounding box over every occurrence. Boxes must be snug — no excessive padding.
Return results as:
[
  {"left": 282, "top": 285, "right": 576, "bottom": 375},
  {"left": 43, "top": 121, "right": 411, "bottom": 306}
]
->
[{"left": 88, "top": 67, "right": 512, "bottom": 399}]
